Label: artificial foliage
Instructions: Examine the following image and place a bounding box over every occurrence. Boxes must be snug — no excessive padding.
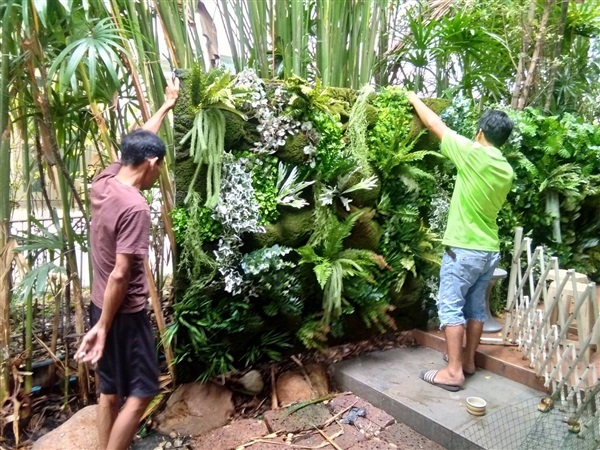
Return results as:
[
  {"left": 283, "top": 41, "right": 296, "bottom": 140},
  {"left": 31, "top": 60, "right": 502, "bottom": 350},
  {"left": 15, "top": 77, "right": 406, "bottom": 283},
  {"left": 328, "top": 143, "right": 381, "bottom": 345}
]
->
[
  {"left": 170, "top": 67, "right": 600, "bottom": 382},
  {"left": 170, "top": 67, "right": 448, "bottom": 381},
  {"left": 440, "top": 97, "right": 600, "bottom": 281}
]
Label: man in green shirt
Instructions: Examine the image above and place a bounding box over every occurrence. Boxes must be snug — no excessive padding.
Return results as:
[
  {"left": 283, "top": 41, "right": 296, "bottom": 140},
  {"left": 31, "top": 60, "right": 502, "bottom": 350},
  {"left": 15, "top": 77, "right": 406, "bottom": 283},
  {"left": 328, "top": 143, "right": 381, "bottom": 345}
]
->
[{"left": 407, "top": 92, "right": 514, "bottom": 391}]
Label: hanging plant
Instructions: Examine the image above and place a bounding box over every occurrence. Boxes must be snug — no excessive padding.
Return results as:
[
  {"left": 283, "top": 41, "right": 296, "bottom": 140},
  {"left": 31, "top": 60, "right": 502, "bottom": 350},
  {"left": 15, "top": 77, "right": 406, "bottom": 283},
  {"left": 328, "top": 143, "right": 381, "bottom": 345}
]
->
[{"left": 180, "top": 68, "right": 245, "bottom": 207}]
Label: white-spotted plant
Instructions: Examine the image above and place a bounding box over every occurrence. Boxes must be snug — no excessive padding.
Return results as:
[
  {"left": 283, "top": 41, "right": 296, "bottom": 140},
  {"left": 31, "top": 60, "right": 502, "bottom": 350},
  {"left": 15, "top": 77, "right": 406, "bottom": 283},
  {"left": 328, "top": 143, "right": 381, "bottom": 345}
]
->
[{"left": 213, "top": 154, "right": 265, "bottom": 294}]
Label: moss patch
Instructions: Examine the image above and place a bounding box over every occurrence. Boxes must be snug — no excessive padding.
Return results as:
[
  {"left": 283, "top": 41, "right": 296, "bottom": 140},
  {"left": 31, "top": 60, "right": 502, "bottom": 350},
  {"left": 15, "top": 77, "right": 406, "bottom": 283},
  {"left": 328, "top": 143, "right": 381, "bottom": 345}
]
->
[
  {"left": 276, "top": 208, "right": 314, "bottom": 247},
  {"left": 224, "top": 111, "right": 259, "bottom": 151},
  {"left": 344, "top": 209, "right": 383, "bottom": 251},
  {"left": 277, "top": 133, "right": 310, "bottom": 165},
  {"left": 410, "top": 98, "right": 452, "bottom": 150},
  {"left": 173, "top": 157, "right": 207, "bottom": 206},
  {"left": 365, "top": 104, "right": 379, "bottom": 127}
]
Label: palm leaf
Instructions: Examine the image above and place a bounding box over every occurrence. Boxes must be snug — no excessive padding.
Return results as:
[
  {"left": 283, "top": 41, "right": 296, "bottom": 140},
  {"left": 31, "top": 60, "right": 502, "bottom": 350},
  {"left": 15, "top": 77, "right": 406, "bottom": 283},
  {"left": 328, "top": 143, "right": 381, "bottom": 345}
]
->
[
  {"left": 13, "top": 262, "right": 66, "bottom": 302},
  {"left": 48, "top": 17, "right": 129, "bottom": 94}
]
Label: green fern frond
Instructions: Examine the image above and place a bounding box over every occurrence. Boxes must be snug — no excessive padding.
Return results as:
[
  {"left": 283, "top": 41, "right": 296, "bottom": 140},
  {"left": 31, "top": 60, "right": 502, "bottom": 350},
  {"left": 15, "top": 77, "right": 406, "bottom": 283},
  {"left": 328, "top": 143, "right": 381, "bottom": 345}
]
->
[
  {"left": 404, "top": 166, "right": 436, "bottom": 181},
  {"left": 297, "top": 319, "right": 330, "bottom": 350},
  {"left": 322, "top": 211, "right": 363, "bottom": 257},
  {"left": 314, "top": 261, "right": 333, "bottom": 288},
  {"left": 398, "top": 173, "right": 420, "bottom": 192},
  {"left": 347, "top": 85, "right": 373, "bottom": 171},
  {"left": 323, "top": 262, "right": 344, "bottom": 324},
  {"left": 397, "top": 150, "right": 440, "bottom": 163}
]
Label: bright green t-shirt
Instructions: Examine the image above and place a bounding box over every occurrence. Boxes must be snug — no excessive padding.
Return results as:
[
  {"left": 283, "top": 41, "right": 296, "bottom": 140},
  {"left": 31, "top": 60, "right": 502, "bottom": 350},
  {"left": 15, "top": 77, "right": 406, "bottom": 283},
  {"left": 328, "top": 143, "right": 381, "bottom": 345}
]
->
[{"left": 441, "top": 130, "right": 514, "bottom": 252}]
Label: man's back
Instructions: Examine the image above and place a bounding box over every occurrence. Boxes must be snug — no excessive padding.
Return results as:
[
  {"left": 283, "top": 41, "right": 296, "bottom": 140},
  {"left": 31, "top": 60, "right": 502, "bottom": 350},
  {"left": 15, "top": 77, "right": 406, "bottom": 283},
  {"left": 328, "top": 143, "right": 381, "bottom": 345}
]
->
[
  {"left": 90, "top": 162, "right": 150, "bottom": 313},
  {"left": 441, "top": 130, "right": 514, "bottom": 252}
]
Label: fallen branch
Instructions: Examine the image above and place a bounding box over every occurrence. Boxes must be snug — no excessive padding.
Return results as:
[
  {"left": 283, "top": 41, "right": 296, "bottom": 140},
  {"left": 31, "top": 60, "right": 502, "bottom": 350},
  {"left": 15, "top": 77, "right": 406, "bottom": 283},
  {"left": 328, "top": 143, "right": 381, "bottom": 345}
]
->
[
  {"left": 290, "top": 354, "right": 316, "bottom": 395},
  {"left": 286, "top": 394, "right": 336, "bottom": 417},
  {"left": 321, "top": 400, "right": 358, "bottom": 428},
  {"left": 314, "top": 424, "right": 343, "bottom": 450},
  {"left": 271, "top": 364, "right": 279, "bottom": 410},
  {"left": 34, "top": 334, "right": 66, "bottom": 373}
]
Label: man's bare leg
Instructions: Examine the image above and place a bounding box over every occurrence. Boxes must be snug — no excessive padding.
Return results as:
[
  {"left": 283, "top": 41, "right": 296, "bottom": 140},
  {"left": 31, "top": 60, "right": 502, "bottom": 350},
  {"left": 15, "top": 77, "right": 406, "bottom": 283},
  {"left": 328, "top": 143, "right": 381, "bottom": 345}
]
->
[
  {"left": 105, "top": 396, "right": 153, "bottom": 450},
  {"left": 433, "top": 324, "right": 465, "bottom": 386},
  {"left": 97, "top": 394, "right": 119, "bottom": 450},
  {"left": 463, "top": 319, "right": 484, "bottom": 374}
]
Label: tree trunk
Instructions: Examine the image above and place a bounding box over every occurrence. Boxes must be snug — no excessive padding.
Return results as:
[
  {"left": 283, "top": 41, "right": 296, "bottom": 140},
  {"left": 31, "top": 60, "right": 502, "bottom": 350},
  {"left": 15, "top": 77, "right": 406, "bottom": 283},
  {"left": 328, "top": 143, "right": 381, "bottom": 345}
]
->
[
  {"left": 517, "top": 0, "right": 554, "bottom": 110},
  {"left": 511, "top": 0, "right": 538, "bottom": 108},
  {"left": 544, "top": 0, "right": 570, "bottom": 111}
]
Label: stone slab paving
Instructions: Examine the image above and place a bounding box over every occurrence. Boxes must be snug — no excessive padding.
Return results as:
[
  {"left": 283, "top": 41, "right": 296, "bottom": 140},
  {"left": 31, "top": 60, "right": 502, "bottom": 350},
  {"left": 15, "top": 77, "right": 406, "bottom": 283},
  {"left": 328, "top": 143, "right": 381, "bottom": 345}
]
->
[
  {"left": 334, "top": 346, "right": 546, "bottom": 450},
  {"left": 187, "top": 392, "right": 443, "bottom": 449}
]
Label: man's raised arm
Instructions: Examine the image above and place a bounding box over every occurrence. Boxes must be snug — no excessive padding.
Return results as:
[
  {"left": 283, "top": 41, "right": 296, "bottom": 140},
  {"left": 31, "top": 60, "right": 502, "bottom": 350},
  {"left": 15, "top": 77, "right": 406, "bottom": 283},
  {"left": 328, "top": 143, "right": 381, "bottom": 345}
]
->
[
  {"left": 142, "top": 77, "right": 180, "bottom": 134},
  {"left": 406, "top": 91, "right": 449, "bottom": 140}
]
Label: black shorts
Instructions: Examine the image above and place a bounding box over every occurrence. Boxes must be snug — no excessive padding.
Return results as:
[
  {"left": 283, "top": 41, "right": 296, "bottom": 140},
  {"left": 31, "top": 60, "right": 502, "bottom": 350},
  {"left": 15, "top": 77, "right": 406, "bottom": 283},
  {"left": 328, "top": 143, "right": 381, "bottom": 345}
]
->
[{"left": 90, "top": 303, "right": 160, "bottom": 400}]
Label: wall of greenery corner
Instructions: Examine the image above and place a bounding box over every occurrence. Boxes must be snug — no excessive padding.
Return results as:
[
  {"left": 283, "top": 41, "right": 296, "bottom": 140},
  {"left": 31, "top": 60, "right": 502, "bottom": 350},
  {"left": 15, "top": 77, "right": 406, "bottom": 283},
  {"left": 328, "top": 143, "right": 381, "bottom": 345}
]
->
[{"left": 168, "top": 66, "right": 600, "bottom": 382}]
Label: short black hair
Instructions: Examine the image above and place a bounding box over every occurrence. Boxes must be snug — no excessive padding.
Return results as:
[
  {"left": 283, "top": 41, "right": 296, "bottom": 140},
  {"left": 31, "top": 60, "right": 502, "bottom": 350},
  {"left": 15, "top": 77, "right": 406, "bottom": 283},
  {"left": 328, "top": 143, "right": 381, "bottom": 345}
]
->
[
  {"left": 477, "top": 110, "right": 513, "bottom": 147},
  {"left": 120, "top": 129, "right": 166, "bottom": 166}
]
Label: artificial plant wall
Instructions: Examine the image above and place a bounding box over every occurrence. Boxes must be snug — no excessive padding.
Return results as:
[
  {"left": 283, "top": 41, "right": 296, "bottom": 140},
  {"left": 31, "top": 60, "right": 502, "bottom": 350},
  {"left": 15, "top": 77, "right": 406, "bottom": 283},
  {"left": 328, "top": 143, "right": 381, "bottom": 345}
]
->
[
  {"left": 170, "top": 68, "right": 600, "bottom": 382},
  {"left": 170, "top": 67, "right": 448, "bottom": 381}
]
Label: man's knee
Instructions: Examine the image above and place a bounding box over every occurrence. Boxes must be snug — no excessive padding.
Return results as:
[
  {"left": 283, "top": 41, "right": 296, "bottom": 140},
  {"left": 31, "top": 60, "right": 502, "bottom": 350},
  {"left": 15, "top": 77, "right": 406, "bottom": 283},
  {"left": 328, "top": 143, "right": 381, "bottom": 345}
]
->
[
  {"left": 99, "top": 393, "right": 119, "bottom": 408},
  {"left": 123, "top": 396, "right": 153, "bottom": 415}
]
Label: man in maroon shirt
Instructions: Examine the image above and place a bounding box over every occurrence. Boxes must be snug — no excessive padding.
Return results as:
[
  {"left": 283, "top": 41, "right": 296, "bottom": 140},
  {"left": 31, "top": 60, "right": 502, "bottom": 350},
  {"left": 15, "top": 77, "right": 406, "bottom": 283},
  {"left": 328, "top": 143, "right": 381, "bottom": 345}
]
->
[{"left": 76, "top": 78, "right": 178, "bottom": 450}]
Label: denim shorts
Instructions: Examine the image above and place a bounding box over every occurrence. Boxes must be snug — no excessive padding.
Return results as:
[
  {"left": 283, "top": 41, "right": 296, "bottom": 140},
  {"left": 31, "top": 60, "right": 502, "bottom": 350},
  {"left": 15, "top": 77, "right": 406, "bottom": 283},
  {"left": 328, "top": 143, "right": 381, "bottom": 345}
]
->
[{"left": 437, "top": 247, "right": 500, "bottom": 328}]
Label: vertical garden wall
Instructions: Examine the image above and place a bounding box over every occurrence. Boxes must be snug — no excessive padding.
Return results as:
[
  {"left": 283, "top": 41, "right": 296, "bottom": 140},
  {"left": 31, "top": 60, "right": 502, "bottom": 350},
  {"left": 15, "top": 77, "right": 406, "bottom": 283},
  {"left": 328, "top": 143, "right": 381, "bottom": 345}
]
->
[
  {"left": 169, "top": 67, "right": 449, "bottom": 381},
  {"left": 169, "top": 67, "right": 600, "bottom": 382}
]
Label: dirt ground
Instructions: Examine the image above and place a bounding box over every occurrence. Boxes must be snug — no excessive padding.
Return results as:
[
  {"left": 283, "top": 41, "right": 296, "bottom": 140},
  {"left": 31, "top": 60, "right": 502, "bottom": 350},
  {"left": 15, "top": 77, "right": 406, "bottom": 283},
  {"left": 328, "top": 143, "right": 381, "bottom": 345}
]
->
[
  {"left": 13, "top": 331, "right": 445, "bottom": 450},
  {"left": 130, "top": 391, "right": 445, "bottom": 450},
  {"left": 127, "top": 332, "right": 444, "bottom": 450}
]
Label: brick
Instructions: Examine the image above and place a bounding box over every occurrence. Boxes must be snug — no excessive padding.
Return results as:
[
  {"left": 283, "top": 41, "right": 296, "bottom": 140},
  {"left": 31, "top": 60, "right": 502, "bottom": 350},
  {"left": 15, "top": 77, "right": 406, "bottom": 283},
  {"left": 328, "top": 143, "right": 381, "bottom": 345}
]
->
[
  {"left": 264, "top": 404, "right": 333, "bottom": 433},
  {"left": 347, "top": 437, "right": 395, "bottom": 449},
  {"left": 379, "top": 423, "right": 445, "bottom": 450},
  {"left": 188, "top": 418, "right": 268, "bottom": 450},
  {"left": 291, "top": 432, "right": 335, "bottom": 449},
  {"left": 329, "top": 393, "right": 367, "bottom": 414},
  {"left": 292, "top": 423, "right": 367, "bottom": 450},
  {"left": 331, "top": 423, "right": 368, "bottom": 449},
  {"left": 243, "top": 435, "right": 291, "bottom": 450},
  {"left": 329, "top": 393, "right": 395, "bottom": 429}
]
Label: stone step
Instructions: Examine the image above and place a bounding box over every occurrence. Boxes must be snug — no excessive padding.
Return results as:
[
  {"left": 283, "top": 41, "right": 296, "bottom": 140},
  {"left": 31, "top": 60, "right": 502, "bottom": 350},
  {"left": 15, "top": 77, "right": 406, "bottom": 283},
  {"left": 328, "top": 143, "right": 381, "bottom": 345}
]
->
[
  {"left": 413, "top": 329, "right": 550, "bottom": 393},
  {"left": 334, "top": 345, "right": 547, "bottom": 450}
]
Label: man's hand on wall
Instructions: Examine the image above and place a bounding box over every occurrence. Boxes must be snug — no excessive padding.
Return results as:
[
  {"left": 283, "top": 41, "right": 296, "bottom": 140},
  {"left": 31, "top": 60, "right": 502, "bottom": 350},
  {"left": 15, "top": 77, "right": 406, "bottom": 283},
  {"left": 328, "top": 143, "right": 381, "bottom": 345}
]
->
[{"left": 164, "top": 77, "right": 180, "bottom": 110}]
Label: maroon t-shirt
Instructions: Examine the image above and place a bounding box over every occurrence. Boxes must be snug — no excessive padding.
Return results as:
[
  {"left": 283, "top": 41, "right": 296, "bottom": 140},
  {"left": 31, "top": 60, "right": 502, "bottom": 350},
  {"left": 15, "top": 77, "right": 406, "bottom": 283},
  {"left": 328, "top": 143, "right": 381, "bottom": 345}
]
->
[{"left": 90, "top": 162, "right": 150, "bottom": 314}]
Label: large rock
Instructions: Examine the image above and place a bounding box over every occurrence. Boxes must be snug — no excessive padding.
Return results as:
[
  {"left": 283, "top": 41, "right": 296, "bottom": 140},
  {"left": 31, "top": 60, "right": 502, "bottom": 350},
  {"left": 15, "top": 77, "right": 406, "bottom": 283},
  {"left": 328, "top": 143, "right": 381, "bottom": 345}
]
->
[
  {"left": 32, "top": 405, "right": 98, "bottom": 450},
  {"left": 155, "top": 382, "right": 234, "bottom": 436},
  {"left": 275, "top": 364, "right": 329, "bottom": 407}
]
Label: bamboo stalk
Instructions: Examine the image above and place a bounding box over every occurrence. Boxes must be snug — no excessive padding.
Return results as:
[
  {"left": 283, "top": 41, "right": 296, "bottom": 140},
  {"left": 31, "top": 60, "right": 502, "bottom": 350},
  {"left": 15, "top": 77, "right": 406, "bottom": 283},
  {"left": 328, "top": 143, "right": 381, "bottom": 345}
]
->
[
  {"left": 19, "top": 95, "right": 34, "bottom": 394},
  {"left": 248, "top": 0, "right": 269, "bottom": 77},
  {"left": 144, "top": 257, "right": 175, "bottom": 381},
  {"left": 291, "top": 0, "right": 303, "bottom": 77},
  {"left": 55, "top": 166, "right": 89, "bottom": 403},
  {"left": 218, "top": 1, "right": 242, "bottom": 71},
  {"left": 0, "top": 0, "right": 14, "bottom": 408}
]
